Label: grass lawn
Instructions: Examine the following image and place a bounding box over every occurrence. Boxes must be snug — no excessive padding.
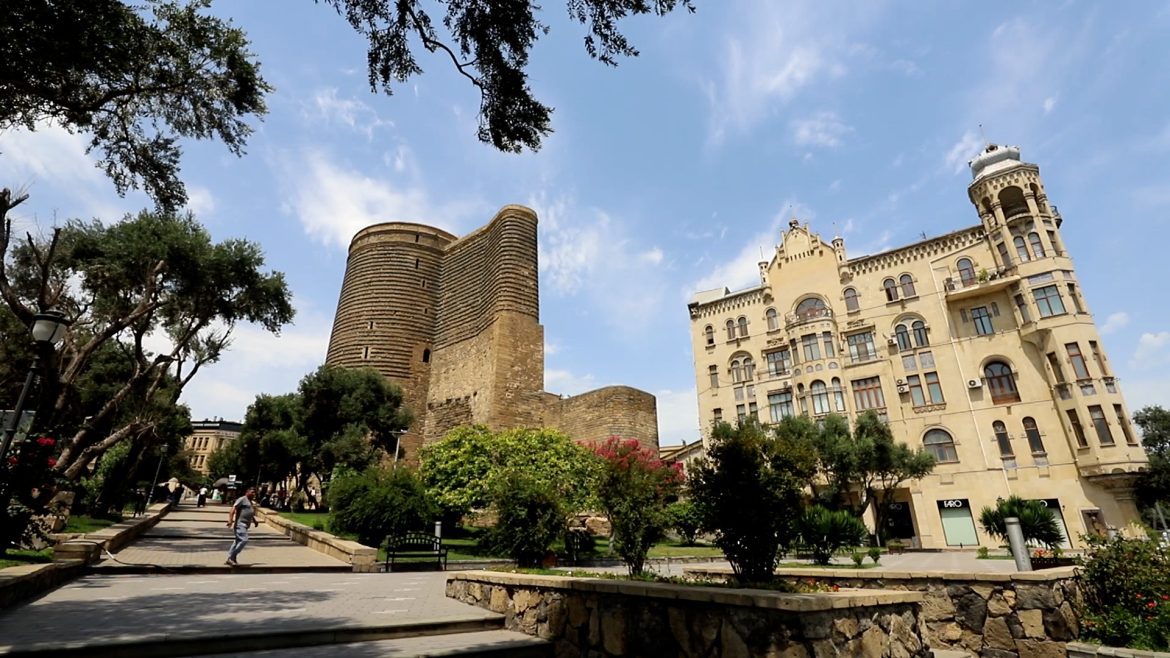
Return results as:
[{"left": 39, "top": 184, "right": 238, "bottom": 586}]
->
[
  {"left": 277, "top": 511, "right": 329, "bottom": 530},
  {"left": 776, "top": 561, "right": 879, "bottom": 569},
  {"left": 646, "top": 542, "right": 724, "bottom": 558},
  {"left": 0, "top": 548, "right": 53, "bottom": 570},
  {"left": 62, "top": 515, "right": 120, "bottom": 534}
]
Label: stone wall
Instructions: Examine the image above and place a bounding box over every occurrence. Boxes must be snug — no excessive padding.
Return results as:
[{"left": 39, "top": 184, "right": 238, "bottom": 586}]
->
[
  {"left": 1067, "top": 642, "right": 1170, "bottom": 658},
  {"left": 259, "top": 511, "right": 376, "bottom": 572},
  {"left": 548, "top": 385, "right": 660, "bottom": 450},
  {"left": 446, "top": 571, "right": 929, "bottom": 657},
  {"left": 687, "top": 566, "right": 1080, "bottom": 657}
]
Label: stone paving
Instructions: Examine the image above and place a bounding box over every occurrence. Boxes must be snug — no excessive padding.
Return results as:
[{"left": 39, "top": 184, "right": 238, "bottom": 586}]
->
[
  {"left": 103, "top": 504, "right": 347, "bottom": 570},
  {"left": 185, "top": 630, "right": 548, "bottom": 657}
]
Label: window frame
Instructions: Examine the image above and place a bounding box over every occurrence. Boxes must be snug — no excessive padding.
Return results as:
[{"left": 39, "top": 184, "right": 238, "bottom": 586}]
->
[
  {"left": 737, "top": 316, "right": 749, "bottom": 337},
  {"left": 912, "top": 320, "right": 929, "bottom": 347},
  {"left": 883, "top": 278, "right": 899, "bottom": 302},
  {"left": 1023, "top": 417, "right": 1047, "bottom": 456},
  {"left": 725, "top": 319, "right": 736, "bottom": 340},
  {"left": 1088, "top": 405, "right": 1115, "bottom": 446},
  {"left": 844, "top": 287, "right": 860, "bottom": 313},
  {"left": 1028, "top": 232, "right": 1045, "bottom": 258},
  {"left": 810, "top": 380, "right": 831, "bottom": 415},
  {"left": 895, "top": 324, "right": 912, "bottom": 351},
  {"left": 1033, "top": 285, "right": 1066, "bottom": 318},
  {"left": 847, "top": 331, "right": 877, "bottom": 364},
  {"left": 766, "top": 308, "right": 780, "bottom": 331},
  {"left": 957, "top": 258, "right": 976, "bottom": 286},
  {"left": 923, "top": 428, "right": 959, "bottom": 463},
  {"left": 704, "top": 325, "right": 715, "bottom": 346},
  {"left": 899, "top": 274, "right": 916, "bottom": 298},
  {"left": 768, "top": 390, "right": 794, "bottom": 422},
  {"left": 1013, "top": 235, "right": 1031, "bottom": 262},
  {"left": 1066, "top": 342, "right": 1090, "bottom": 380},
  {"left": 971, "top": 306, "right": 995, "bottom": 335},
  {"left": 851, "top": 376, "right": 885, "bottom": 411},
  {"left": 984, "top": 361, "right": 1020, "bottom": 404},
  {"left": 802, "top": 333, "right": 821, "bottom": 361}
]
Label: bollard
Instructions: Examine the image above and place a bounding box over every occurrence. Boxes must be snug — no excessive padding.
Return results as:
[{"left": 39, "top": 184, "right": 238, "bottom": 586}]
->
[
  {"left": 434, "top": 520, "right": 442, "bottom": 539},
  {"left": 1005, "top": 517, "right": 1032, "bottom": 571}
]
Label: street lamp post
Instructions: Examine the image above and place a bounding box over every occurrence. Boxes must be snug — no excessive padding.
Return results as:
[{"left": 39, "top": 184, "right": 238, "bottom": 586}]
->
[
  {"left": 146, "top": 446, "right": 169, "bottom": 507},
  {"left": 0, "top": 310, "right": 71, "bottom": 478}
]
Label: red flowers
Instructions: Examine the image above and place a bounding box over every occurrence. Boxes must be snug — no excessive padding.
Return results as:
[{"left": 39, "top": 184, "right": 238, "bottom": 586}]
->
[
  {"left": 46, "top": 457, "right": 57, "bottom": 467},
  {"left": 35, "top": 437, "right": 55, "bottom": 447}
]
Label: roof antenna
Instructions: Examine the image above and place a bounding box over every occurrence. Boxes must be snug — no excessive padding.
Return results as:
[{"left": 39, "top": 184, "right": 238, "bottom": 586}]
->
[{"left": 979, "top": 123, "right": 990, "bottom": 147}]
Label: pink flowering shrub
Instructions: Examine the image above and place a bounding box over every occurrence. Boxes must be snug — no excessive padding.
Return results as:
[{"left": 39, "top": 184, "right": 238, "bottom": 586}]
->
[
  {"left": 2, "top": 436, "right": 65, "bottom": 555},
  {"left": 593, "top": 437, "right": 683, "bottom": 576}
]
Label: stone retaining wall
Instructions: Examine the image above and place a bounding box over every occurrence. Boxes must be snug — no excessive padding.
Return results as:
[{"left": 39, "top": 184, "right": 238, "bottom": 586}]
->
[
  {"left": 687, "top": 566, "right": 1080, "bottom": 658},
  {"left": 53, "top": 502, "right": 171, "bottom": 564},
  {"left": 446, "top": 571, "right": 928, "bottom": 657},
  {"left": 1067, "top": 642, "right": 1170, "bottom": 658},
  {"left": 259, "top": 511, "right": 376, "bottom": 572},
  {"left": 0, "top": 560, "right": 86, "bottom": 610}
]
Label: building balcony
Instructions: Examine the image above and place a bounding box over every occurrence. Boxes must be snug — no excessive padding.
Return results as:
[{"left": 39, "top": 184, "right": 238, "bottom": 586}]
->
[
  {"left": 943, "top": 266, "right": 1019, "bottom": 302},
  {"left": 785, "top": 307, "right": 833, "bottom": 330}
]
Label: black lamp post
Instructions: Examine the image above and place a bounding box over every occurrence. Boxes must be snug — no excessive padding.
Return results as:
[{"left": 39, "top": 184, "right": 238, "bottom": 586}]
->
[
  {"left": 0, "top": 310, "right": 70, "bottom": 475},
  {"left": 145, "top": 445, "right": 169, "bottom": 507}
]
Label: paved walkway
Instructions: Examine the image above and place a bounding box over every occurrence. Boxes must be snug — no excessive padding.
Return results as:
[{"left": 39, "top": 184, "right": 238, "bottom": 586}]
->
[{"left": 103, "top": 504, "right": 347, "bottom": 570}]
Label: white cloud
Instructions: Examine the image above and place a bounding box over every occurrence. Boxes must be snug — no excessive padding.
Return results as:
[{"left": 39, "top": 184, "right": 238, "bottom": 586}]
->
[
  {"left": 944, "top": 131, "right": 983, "bottom": 175},
  {"left": 279, "top": 150, "right": 479, "bottom": 249},
  {"left": 655, "top": 388, "right": 700, "bottom": 446},
  {"left": 1122, "top": 376, "right": 1170, "bottom": 413},
  {"left": 185, "top": 185, "right": 216, "bottom": 218},
  {"left": 544, "top": 368, "right": 598, "bottom": 396},
  {"left": 1100, "top": 311, "right": 1130, "bottom": 335},
  {"left": 689, "top": 201, "right": 812, "bottom": 294},
  {"left": 307, "top": 88, "right": 393, "bottom": 137},
  {"left": 640, "top": 247, "right": 665, "bottom": 266},
  {"left": 1132, "top": 331, "right": 1170, "bottom": 369},
  {"left": 1042, "top": 96, "right": 1057, "bottom": 114},
  {"left": 790, "top": 111, "right": 852, "bottom": 148}
]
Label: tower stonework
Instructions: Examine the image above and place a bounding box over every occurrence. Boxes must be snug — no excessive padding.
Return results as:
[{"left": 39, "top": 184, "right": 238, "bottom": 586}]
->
[
  {"left": 326, "top": 205, "right": 659, "bottom": 461},
  {"left": 687, "top": 145, "right": 1147, "bottom": 550}
]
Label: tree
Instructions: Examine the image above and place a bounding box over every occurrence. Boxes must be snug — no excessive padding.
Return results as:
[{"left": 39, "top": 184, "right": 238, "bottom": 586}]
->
[
  {"left": 978, "top": 496, "right": 1064, "bottom": 549},
  {"left": 1135, "top": 406, "right": 1170, "bottom": 519},
  {"left": 1137, "top": 406, "right": 1170, "bottom": 455},
  {"left": 593, "top": 437, "right": 682, "bottom": 576},
  {"left": 0, "top": 1, "right": 271, "bottom": 210},
  {"left": 688, "top": 420, "right": 818, "bottom": 583},
  {"left": 328, "top": 465, "right": 437, "bottom": 547},
  {"left": 487, "top": 469, "right": 566, "bottom": 568},
  {"left": 324, "top": 0, "right": 696, "bottom": 152},
  {"left": 667, "top": 500, "right": 703, "bottom": 546},
  {"left": 797, "top": 505, "right": 867, "bottom": 566},
  {"left": 0, "top": 209, "right": 293, "bottom": 480}
]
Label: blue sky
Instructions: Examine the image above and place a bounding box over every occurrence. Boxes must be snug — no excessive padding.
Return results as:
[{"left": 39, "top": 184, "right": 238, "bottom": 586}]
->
[{"left": 2, "top": 1, "right": 1169, "bottom": 445}]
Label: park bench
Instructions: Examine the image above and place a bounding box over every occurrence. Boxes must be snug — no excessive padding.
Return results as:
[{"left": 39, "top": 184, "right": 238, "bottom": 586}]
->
[{"left": 384, "top": 530, "right": 448, "bottom": 572}]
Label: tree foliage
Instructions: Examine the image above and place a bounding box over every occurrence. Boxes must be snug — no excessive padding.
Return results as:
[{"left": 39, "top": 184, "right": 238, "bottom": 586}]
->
[
  {"left": 593, "top": 437, "right": 682, "bottom": 576},
  {"left": 328, "top": 465, "right": 437, "bottom": 547},
  {"left": 687, "top": 419, "right": 818, "bottom": 583},
  {"left": 419, "top": 425, "right": 599, "bottom": 520},
  {"left": 487, "top": 469, "right": 566, "bottom": 567},
  {"left": 797, "top": 505, "right": 868, "bottom": 566},
  {"left": 978, "top": 495, "right": 1064, "bottom": 549},
  {"left": 0, "top": 209, "right": 293, "bottom": 480},
  {"left": 1136, "top": 406, "right": 1170, "bottom": 516},
  {"left": 0, "top": 0, "right": 271, "bottom": 210},
  {"left": 667, "top": 499, "right": 703, "bottom": 546},
  {"left": 324, "top": 0, "right": 696, "bottom": 152}
]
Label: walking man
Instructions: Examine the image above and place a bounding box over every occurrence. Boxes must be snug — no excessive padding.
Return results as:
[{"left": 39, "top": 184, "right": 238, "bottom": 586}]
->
[{"left": 225, "top": 486, "right": 259, "bottom": 566}]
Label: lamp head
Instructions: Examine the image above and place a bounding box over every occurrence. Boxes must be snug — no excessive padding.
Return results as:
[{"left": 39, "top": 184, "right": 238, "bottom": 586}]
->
[{"left": 30, "top": 309, "right": 70, "bottom": 346}]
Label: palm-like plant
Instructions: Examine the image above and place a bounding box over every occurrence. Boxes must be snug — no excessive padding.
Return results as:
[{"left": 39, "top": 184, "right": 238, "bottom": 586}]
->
[
  {"left": 979, "top": 496, "right": 1064, "bottom": 548},
  {"left": 798, "top": 506, "right": 868, "bottom": 565}
]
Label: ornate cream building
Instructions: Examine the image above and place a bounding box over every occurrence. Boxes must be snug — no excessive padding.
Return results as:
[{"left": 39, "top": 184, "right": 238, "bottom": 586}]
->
[
  {"left": 184, "top": 419, "right": 242, "bottom": 475},
  {"left": 687, "top": 145, "right": 1147, "bottom": 550}
]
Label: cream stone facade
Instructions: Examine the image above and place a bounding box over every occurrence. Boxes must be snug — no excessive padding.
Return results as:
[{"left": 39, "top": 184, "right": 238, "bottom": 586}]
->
[
  {"left": 687, "top": 145, "right": 1147, "bottom": 550},
  {"left": 184, "top": 419, "right": 242, "bottom": 475}
]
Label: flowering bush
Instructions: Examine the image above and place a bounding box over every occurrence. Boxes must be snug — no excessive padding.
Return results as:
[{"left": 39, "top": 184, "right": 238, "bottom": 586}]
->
[
  {"left": 1079, "top": 535, "right": 1170, "bottom": 650},
  {"left": 594, "top": 437, "right": 683, "bottom": 576},
  {"left": 1, "top": 437, "right": 66, "bottom": 555}
]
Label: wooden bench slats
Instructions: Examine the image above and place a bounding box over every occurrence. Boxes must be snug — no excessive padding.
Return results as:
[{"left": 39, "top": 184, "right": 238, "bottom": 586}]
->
[{"left": 385, "top": 531, "right": 447, "bottom": 572}]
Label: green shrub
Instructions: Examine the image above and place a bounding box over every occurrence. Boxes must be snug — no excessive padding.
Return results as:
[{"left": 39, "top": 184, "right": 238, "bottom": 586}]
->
[
  {"left": 978, "top": 496, "right": 1064, "bottom": 548},
  {"left": 867, "top": 546, "right": 881, "bottom": 564},
  {"left": 487, "top": 470, "right": 565, "bottom": 568},
  {"left": 977, "top": 546, "right": 990, "bottom": 559},
  {"left": 289, "top": 490, "right": 307, "bottom": 513},
  {"left": 594, "top": 438, "right": 683, "bottom": 576},
  {"left": 798, "top": 505, "right": 868, "bottom": 566},
  {"left": 667, "top": 500, "right": 703, "bottom": 546},
  {"left": 688, "top": 419, "right": 818, "bottom": 583},
  {"left": 327, "top": 466, "right": 437, "bottom": 547},
  {"left": 850, "top": 550, "right": 864, "bottom": 568},
  {"left": 1079, "top": 536, "right": 1170, "bottom": 650}
]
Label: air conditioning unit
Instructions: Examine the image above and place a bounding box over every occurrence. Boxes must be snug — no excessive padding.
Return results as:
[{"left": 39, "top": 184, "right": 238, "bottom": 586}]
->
[
  {"left": 896, "top": 384, "right": 909, "bottom": 394},
  {"left": 887, "top": 337, "right": 898, "bottom": 346},
  {"left": 895, "top": 379, "right": 905, "bottom": 385},
  {"left": 967, "top": 379, "right": 983, "bottom": 389}
]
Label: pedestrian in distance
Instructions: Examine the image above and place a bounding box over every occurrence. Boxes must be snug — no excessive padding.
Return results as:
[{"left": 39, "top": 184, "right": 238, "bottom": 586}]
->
[
  {"left": 225, "top": 486, "right": 259, "bottom": 566},
  {"left": 197, "top": 486, "right": 208, "bottom": 508}
]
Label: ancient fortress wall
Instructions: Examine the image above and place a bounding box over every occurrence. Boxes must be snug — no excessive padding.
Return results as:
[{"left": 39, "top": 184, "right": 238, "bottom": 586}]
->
[{"left": 326, "top": 205, "right": 658, "bottom": 461}]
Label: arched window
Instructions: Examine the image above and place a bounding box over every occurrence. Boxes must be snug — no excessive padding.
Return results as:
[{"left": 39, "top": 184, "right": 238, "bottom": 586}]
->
[
  {"left": 957, "top": 258, "right": 976, "bottom": 286},
  {"left": 795, "top": 297, "right": 828, "bottom": 320},
  {"left": 912, "top": 320, "right": 929, "bottom": 347},
  {"left": 831, "top": 377, "right": 846, "bottom": 411},
  {"left": 737, "top": 316, "right": 749, "bottom": 337},
  {"left": 1028, "top": 232, "right": 1045, "bottom": 258},
  {"left": 797, "top": 383, "right": 809, "bottom": 415},
  {"left": 993, "top": 421, "right": 1013, "bottom": 458},
  {"left": 1023, "top": 417, "right": 1046, "bottom": 455},
  {"left": 984, "top": 361, "right": 1020, "bottom": 404},
  {"left": 743, "top": 356, "right": 755, "bottom": 381},
  {"left": 766, "top": 308, "right": 779, "bottom": 331},
  {"left": 844, "top": 287, "right": 859, "bottom": 313},
  {"left": 704, "top": 325, "right": 715, "bottom": 346},
  {"left": 900, "top": 274, "right": 916, "bottom": 298},
  {"left": 730, "top": 359, "right": 743, "bottom": 383},
  {"left": 895, "top": 324, "right": 911, "bottom": 351},
  {"left": 999, "top": 186, "right": 1029, "bottom": 218},
  {"left": 1013, "top": 236, "right": 1030, "bottom": 262},
  {"left": 883, "top": 278, "right": 899, "bottom": 302},
  {"left": 923, "top": 429, "right": 959, "bottom": 463},
  {"left": 811, "top": 380, "right": 831, "bottom": 415},
  {"left": 725, "top": 319, "right": 736, "bottom": 340}
]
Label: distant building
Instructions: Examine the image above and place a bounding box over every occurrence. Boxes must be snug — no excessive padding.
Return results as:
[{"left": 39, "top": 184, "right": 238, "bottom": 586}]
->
[
  {"left": 687, "top": 145, "right": 1147, "bottom": 549},
  {"left": 660, "top": 439, "right": 706, "bottom": 478},
  {"left": 325, "top": 205, "right": 659, "bottom": 462},
  {"left": 184, "top": 419, "right": 242, "bottom": 475}
]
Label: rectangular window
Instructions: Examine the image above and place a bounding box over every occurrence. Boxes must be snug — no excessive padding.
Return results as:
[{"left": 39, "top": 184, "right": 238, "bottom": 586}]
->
[
  {"left": 1089, "top": 341, "right": 1109, "bottom": 377},
  {"left": 847, "top": 331, "right": 877, "bottom": 363},
  {"left": 822, "top": 331, "right": 836, "bottom": 358},
  {"left": 1067, "top": 283, "right": 1084, "bottom": 313},
  {"left": 925, "top": 372, "right": 945, "bottom": 404},
  {"left": 1067, "top": 409, "right": 1088, "bottom": 448},
  {"left": 1105, "top": 378, "right": 1118, "bottom": 394},
  {"left": 734, "top": 387, "right": 745, "bottom": 401},
  {"left": 907, "top": 375, "right": 926, "bottom": 407},
  {"left": 1014, "top": 294, "right": 1031, "bottom": 323},
  {"left": 972, "top": 307, "right": 994, "bottom": 335},
  {"left": 902, "top": 354, "right": 917, "bottom": 372},
  {"left": 746, "top": 384, "right": 755, "bottom": 399},
  {"left": 708, "top": 365, "right": 719, "bottom": 389},
  {"left": 766, "top": 349, "right": 792, "bottom": 376},
  {"left": 1089, "top": 405, "right": 1114, "bottom": 445},
  {"left": 802, "top": 334, "right": 821, "bottom": 361},
  {"left": 749, "top": 402, "right": 759, "bottom": 421},
  {"left": 1033, "top": 285, "right": 1066, "bottom": 318},
  {"left": 768, "top": 391, "right": 794, "bottom": 422},
  {"left": 996, "top": 242, "right": 1012, "bottom": 267},
  {"left": 1116, "top": 404, "right": 1137, "bottom": 445},
  {"left": 713, "top": 408, "right": 722, "bottom": 424},
  {"left": 736, "top": 404, "right": 747, "bottom": 422},
  {"left": 919, "top": 351, "right": 935, "bottom": 369},
  {"left": 1046, "top": 352, "right": 1066, "bottom": 384},
  {"left": 851, "top": 377, "right": 886, "bottom": 411},
  {"left": 1047, "top": 230, "right": 1059, "bottom": 254},
  {"left": 1066, "top": 343, "right": 1090, "bottom": 379}
]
